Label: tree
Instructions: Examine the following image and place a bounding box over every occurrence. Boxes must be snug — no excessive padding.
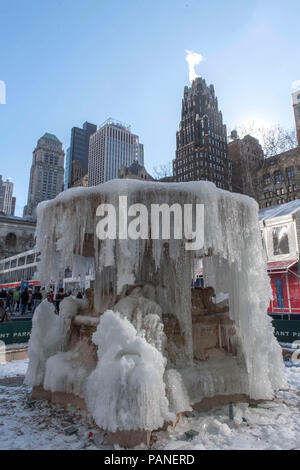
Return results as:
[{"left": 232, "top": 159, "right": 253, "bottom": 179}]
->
[
  {"left": 152, "top": 161, "right": 173, "bottom": 180},
  {"left": 229, "top": 123, "right": 299, "bottom": 205},
  {"left": 233, "top": 122, "right": 297, "bottom": 158}
]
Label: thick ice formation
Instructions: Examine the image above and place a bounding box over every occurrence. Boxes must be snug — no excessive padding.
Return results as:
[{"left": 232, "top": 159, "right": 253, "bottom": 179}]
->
[
  {"left": 86, "top": 310, "right": 173, "bottom": 431},
  {"left": 113, "top": 287, "right": 165, "bottom": 353},
  {"left": 27, "top": 180, "right": 287, "bottom": 433},
  {"left": 25, "top": 300, "right": 62, "bottom": 387},
  {"left": 44, "top": 347, "right": 91, "bottom": 398},
  {"left": 164, "top": 369, "right": 192, "bottom": 415}
]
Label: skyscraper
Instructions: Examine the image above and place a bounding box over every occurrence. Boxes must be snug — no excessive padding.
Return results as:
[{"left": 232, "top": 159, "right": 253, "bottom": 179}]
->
[
  {"left": 88, "top": 118, "right": 142, "bottom": 186},
  {"left": 23, "top": 133, "right": 64, "bottom": 217},
  {"left": 138, "top": 143, "right": 144, "bottom": 166},
  {"left": 0, "top": 176, "right": 14, "bottom": 215},
  {"left": 292, "top": 90, "right": 300, "bottom": 147},
  {"left": 228, "top": 132, "right": 264, "bottom": 198},
  {"left": 10, "top": 197, "right": 16, "bottom": 216},
  {"left": 173, "top": 77, "right": 232, "bottom": 190},
  {"left": 64, "top": 121, "right": 97, "bottom": 189}
]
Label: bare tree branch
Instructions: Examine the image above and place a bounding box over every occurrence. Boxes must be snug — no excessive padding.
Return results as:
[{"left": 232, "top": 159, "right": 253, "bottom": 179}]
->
[
  {"left": 233, "top": 123, "right": 297, "bottom": 158},
  {"left": 153, "top": 162, "right": 173, "bottom": 179}
]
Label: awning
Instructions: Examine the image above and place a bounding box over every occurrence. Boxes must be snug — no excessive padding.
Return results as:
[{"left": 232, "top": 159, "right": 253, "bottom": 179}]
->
[{"left": 267, "top": 259, "right": 298, "bottom": 273}]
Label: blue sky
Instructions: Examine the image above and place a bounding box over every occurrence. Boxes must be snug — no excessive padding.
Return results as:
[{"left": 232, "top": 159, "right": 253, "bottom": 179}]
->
[{"left": 0, "top": 0, "right": 299, "bottom": 216}]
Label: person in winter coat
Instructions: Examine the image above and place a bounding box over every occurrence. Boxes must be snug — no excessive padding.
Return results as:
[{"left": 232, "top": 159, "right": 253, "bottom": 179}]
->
[
  {"left": 55, "top": 288, "right": 65, "bottom": 314},
  {"left": 0, "top": 300, "right": 6, "bottom": 322},
  {"left": 5, "top": 290, "right": 13, "bottom": 314},
  {"left": 20, "top": 288, "right": 29, "bottom": 314},
  {"left": 0, "top": 289, "right": 7, "bottom": 301},
  {"left": 0, "top": 300, "right": 10, "bottom": 322},
  {"left": 13, "top": 288, "right": 21, "bottom": 312},
  {"left": 27, "top": 289, "right": 33, "bottom": 312},
  {"left": 47, "top": 289, "right": 54, "bottom": 303},
  {"left": 32, "top": 287, "right": 42, "bottom": 313}
]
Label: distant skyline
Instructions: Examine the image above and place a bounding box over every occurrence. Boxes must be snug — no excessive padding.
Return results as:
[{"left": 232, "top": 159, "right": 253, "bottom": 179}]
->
[{"left": 0, "top": 0, "right": 299, "bottom": 216}]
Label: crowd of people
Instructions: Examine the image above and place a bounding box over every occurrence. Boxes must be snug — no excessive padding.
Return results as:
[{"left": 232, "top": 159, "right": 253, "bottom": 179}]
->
[{"left": 0, "top": 285, "right": 77, "bottom": 322}]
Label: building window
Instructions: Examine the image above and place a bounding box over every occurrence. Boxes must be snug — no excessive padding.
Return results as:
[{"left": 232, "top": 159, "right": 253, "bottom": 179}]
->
[
  {"left": 272, "top": 226, "right": 289, "bottom": 256},
  {"left": 274, "top": 171, "right": 282, "bottom": 184},
  {"left": 286, "top": 167, "right": 295, "bottom": 179},
  {"left": 5, "top": 232, "right": 17, "bottom": 248}
]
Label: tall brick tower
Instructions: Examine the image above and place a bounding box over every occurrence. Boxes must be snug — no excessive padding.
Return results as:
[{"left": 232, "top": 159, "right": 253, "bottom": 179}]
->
[{"left": 173, "top": 77, "right": 232, "bottom": 190}]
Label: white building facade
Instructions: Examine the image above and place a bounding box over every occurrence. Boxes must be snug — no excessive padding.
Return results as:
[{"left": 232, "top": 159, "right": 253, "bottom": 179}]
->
[
  {"left": 0, "top": 176, "right": 15, "bottom": 216},
  {"left": 88, "top": 119, "right": 142, "bottom": 186}
]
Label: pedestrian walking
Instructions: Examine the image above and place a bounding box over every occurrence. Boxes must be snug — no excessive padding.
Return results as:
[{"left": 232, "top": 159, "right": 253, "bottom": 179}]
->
[
  {"left": 20, "top": 287, "right": 29, "bottom": 315},
  {"left": 32, "top": 287, "right": 42, "bottom": 313},
  {"left": 13, "top": 288, "right": 21, "bottom": 312},
  {"left": 55, "top": 288, "right": 65, "bottom": 313},
  {"left": 0, "top": 289, "right": 7, "bottom": 301},
  {"left": 47, "top": 289, "right": 54, "bottom": 303},
  {"left": 0, "top": 299, "right": 10, "bottom": 322},
  {"left": 5, "top": 290, "right": 13, "bottom": 314},
  {"left": 28, "top": 288, "right": 33, "bottom": 312}
]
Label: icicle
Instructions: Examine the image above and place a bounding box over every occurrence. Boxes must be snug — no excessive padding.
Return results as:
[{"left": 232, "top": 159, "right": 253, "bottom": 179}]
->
[{"left": 218, "top": 322, "right": 222, "bottom": 349}]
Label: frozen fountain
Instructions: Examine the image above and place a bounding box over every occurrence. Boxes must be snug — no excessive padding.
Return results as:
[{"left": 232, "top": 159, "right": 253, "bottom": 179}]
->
[{"left": 25, "top": 180, "right": 286, "bottom": 447}]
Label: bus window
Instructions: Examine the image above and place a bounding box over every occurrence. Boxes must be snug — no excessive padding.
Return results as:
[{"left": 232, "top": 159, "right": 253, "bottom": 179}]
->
[
  {"left": 26, "top": 254, "right": 35, "bottom": 264},
  {"left": 18, "top": 257, "right": 25, "bottom": 266}
]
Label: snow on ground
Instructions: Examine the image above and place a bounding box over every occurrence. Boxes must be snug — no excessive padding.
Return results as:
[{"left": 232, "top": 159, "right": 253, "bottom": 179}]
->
[
  {"left": 0, "top": 359, "right": 29, "bottom": 379},
  {"left": 0, "top": 360, "right": 107, "bottom": 450},
  {"left": 154, "top": 366, "right": 300, "bottom": 451},
  {"left": 0, "top": 359, "right": 300, "bottom": 450}
]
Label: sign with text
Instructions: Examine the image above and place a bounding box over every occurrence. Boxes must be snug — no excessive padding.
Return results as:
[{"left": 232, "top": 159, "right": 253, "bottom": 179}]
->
[{"left": 0, "top": 320, "right": 32, "bottom": 345}]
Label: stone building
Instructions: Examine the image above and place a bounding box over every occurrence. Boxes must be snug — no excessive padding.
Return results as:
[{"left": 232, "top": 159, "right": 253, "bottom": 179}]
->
[
  {"left": 23, "top": 133, "right": 65, "bottom": 218},
  {"left": 292, "top": 90, "right": 300, "bottom": 146},
  {"left": 256, "top": 147, "right": 300, "bottom": 209},
  {"left": 256, "top": 91, "right": 300, "bottom": 209},
  {"left": 229, "top": 91, "right": 300, "bottom": 209},
  {"left": 0, "top": 215, "right": 36, "bottom": 260},
  {"left": 228, "top": 132, "right": 264, "bottom": 198},
  {"left": 118, "top": 161, "right": 154, "bottom": 181},
  {"left": 173, "top": 77, "right": 232, "bottom": 190}
]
